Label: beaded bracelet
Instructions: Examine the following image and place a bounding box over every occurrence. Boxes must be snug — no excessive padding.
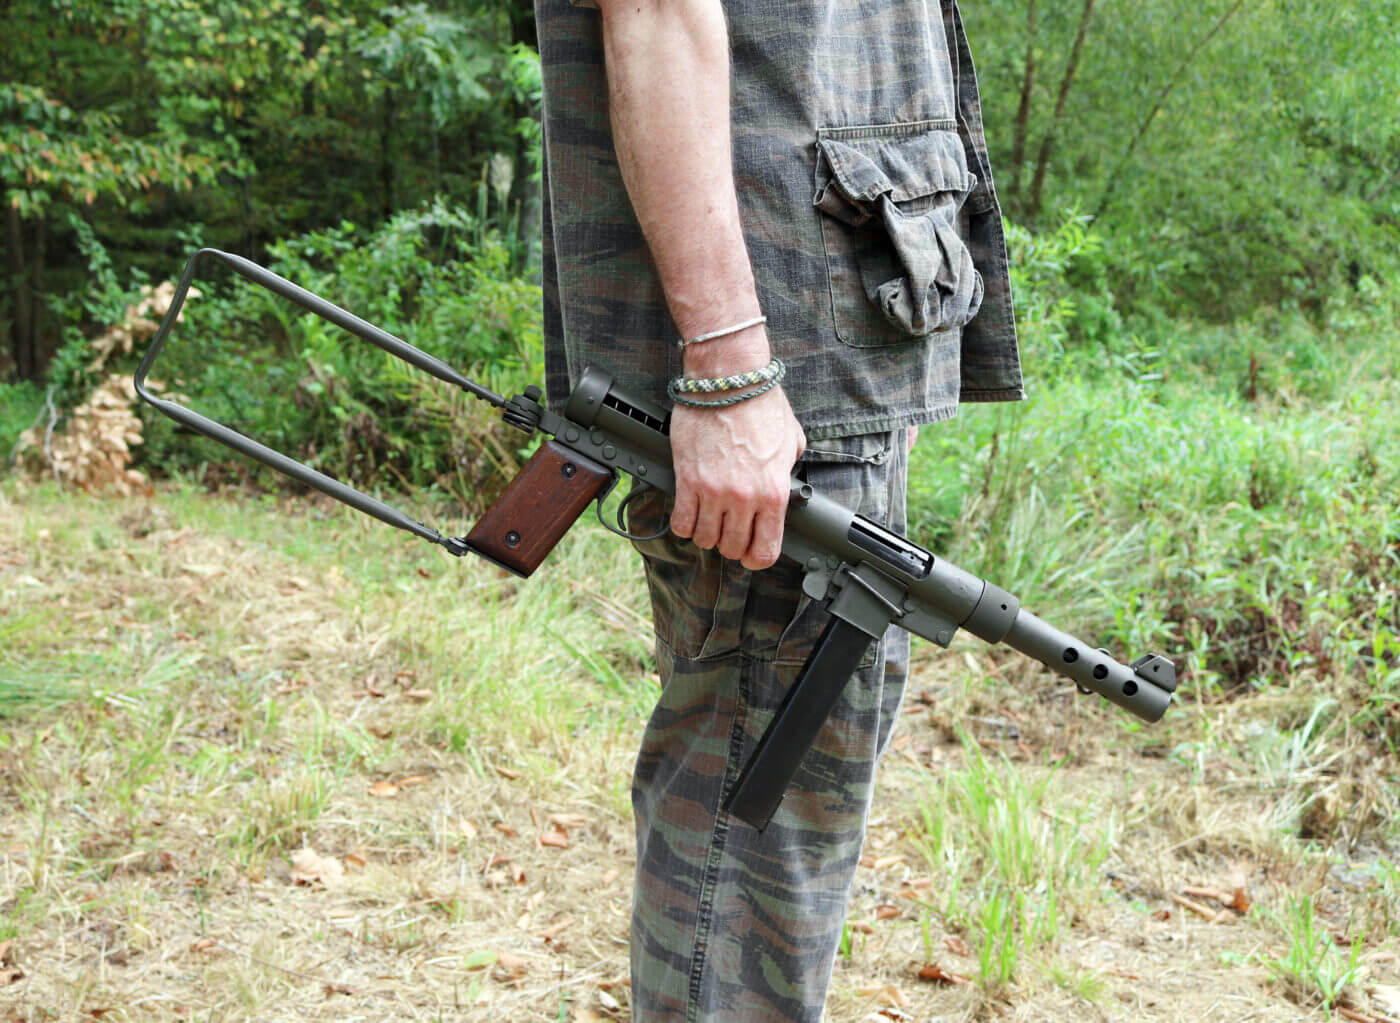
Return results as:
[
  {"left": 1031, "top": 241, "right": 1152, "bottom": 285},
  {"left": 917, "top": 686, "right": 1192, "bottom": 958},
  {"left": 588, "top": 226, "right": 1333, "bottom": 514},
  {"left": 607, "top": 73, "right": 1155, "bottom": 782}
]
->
[
  {"left": 677, "top": 315, "right": 767, "bottom": 349},
  {"left": 667, "top": 358, "right": 786, "bottom": 409}
]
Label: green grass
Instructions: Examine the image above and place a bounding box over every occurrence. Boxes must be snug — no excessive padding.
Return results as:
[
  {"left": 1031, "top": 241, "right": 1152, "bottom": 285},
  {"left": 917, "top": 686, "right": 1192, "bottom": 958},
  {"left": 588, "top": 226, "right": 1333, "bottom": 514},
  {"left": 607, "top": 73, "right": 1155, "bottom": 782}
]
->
[
  {"left": 1258, "top": 892, "right": 1366, "bottom": 1016},
  {"left": 911, "top": 732, "right": 1114, "bottom": 991},
  {"left": 910, "top": 287, "right": 1400, "bottom": 716}
]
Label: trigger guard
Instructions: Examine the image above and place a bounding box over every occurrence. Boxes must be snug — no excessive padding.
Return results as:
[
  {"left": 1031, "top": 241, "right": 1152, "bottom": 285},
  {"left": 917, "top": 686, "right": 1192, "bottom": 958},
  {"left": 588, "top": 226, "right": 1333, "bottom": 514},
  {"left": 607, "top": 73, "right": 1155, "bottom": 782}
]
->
[{"left": 595, "top": 482, "right": 670, "bottom": 542}]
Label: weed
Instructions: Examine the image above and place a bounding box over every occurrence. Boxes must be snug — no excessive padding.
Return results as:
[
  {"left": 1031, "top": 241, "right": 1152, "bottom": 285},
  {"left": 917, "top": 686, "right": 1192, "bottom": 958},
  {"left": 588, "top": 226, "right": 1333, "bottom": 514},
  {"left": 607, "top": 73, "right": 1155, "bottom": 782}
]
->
[{"left": 1258, "top": 893, "right": 1365, "bottom": 1016}]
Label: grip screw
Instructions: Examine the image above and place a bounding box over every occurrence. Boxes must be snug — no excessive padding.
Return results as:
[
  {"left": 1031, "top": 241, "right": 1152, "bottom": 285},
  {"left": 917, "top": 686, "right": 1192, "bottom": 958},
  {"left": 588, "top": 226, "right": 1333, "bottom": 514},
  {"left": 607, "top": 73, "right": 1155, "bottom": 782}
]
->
[
  {"left": 505, "top": 531, "right": 521, "bottom": 548},
  {"left": 561, "top": 463, "right": 577, "bottom": 479}
]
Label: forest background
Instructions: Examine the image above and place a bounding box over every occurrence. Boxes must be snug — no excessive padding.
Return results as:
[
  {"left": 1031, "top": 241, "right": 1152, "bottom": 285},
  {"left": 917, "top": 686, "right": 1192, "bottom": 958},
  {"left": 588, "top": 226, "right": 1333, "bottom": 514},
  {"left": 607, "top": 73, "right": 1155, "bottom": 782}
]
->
[{"left": 3, "top": 1, "right": 1400, "bottom": 1020}]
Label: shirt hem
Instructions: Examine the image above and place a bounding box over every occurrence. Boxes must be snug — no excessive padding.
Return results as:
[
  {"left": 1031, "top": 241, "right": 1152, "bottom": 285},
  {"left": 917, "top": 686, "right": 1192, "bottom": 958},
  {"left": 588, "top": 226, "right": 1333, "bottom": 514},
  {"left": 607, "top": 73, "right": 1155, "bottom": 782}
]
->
[
  {"left": 800, "top": 404, "right": 961, "bottom": 442},
  {"left": 960, "top": 386, "right": 1026, "bottom": 403}
]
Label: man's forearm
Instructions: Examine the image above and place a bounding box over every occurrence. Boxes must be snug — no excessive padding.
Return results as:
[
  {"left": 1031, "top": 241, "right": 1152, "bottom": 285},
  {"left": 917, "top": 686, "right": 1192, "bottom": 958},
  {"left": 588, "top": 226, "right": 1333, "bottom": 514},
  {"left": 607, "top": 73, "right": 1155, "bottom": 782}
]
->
[
  {"left": 597, "top": 0, "right": 767, "bottom": 374},
  {"left": 596, "top": 0, "right": 804, "bottom": 569}
]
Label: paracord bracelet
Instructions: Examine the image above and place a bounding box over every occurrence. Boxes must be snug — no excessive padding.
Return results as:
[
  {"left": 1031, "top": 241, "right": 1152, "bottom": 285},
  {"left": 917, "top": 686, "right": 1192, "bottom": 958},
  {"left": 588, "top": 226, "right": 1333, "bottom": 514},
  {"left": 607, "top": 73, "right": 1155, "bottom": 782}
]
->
[
  {"left": 677, "top": 314, "right": 767, "bottom": 349},
  {"left": 671, "top": 357, "right": 784, "bottom": 394},
  {"left": 667, "top": 359, "right": 786, "bottom": 409}
]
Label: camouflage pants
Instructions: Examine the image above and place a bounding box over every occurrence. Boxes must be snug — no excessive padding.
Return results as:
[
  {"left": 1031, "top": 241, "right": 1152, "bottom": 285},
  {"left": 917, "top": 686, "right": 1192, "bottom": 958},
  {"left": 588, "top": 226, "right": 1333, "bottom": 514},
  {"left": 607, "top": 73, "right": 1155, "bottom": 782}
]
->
[{"left": 626, "top": 430, "right": 911, "bottom": 1022}]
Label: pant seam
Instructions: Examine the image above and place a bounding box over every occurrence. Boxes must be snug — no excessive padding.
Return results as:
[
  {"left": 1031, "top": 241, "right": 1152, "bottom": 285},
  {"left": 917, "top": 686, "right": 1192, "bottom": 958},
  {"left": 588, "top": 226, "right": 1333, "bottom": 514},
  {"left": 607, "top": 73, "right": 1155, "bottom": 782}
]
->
[{"left": 684, "top": 655, "right": 752, "bottom": 1023}]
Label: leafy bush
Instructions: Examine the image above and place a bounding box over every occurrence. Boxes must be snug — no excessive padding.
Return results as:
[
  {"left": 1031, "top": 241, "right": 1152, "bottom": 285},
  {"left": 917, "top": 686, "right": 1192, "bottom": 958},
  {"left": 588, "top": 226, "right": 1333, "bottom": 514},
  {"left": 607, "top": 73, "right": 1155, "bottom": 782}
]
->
[
  {"left": 910, "top": 273, "right": 1400, "bottom": 715},
  {"left": 131, "top": 200, "right": 543, "bottom": 511},
  {"left": 0, "top": 379, "right": 45, "bottom": 462}
]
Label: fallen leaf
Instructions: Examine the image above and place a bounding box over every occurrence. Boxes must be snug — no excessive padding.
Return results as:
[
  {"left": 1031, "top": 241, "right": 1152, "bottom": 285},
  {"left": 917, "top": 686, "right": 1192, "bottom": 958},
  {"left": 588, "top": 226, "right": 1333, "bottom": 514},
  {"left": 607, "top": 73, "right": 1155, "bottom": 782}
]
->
[
  {"left": 463, "top": 950, "right": 498, "bottom": 971},
  {"left": 344, "top": 852, "right": 367, "bottom": 871},
  {"left": 850, "top": 920, "right": 874, "bottom": 935},
  {"left": 601, "top": 869, "right": 620, "bottom": 886},
  {"left": 874, "top": 905, "right": 902, "bottom": 921},
  {"left": 290, "top": 847, "right": 345, "bottom": 887},
  {"left": 495, "top": 766, "right": 523, "bottom": 780},
  {"left": 494, "top": 822, "right": 518, "bottom": 838},
  {"left": 539, "top": 829, "right": 570, "bottom": 849},
  {"left": 402, "top": 689, "right": 433, "bottom": 703},
  {"left": 368, "top": 780, "right": 400, "bottom": 798},
  {"left": 1231, "top": 886, "right": 1252, "bottom": 913},
  {"left": 396, "top": 774, "right": 429, "bottom": 788},
  {"left": 0, "top": 942, "right": 21, "bottom": 985},
  {"left": 857, "top": 985, "right": 908, "bottom": 1007},
  {"left": 1369, "top": 985, "right": 1400, "bottom": 1014},
  {"left": 539, "top": 916, "right": 575, "bottom": 942},
  {"left": 495, "top": 952, "right": 529, "bottom": 983},
  {"left": 549, "top": 813, "right": 590, "bottom": 831},
  {"left": 189, "top": 938, "right": 217, "bottom": 953},
  {"left": 943, "top": 934, "right": 971, "bottom": 957},
  {"left": 917, "top": 964, "right": 971, "bottom": 985}
]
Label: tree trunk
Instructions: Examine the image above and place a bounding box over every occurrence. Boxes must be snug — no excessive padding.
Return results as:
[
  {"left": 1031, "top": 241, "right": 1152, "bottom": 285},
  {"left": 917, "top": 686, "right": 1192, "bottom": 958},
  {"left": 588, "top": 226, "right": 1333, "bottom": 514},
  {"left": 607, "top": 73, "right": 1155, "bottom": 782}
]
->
[
  {"left": 5, "top": 206, "right": 35, "bottom": 380},
  {"left": 1008, "top": 0, "right": 1038, "bottom": 204},
  {"left": 30, "top": 215, "right": 46, "bottom": 377},
  {"left": 381, "top": 90, "right": 396, "bottom": 220},
  {"left": 1027, "top": 0, "right": 1096, "bottom": 223}
]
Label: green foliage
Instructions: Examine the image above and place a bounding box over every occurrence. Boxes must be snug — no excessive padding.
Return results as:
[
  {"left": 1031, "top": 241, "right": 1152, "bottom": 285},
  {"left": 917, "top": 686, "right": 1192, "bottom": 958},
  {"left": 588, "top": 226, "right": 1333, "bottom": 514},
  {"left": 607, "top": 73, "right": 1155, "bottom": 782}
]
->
[
  {"left": 0, "top": 380, "right": 45, "bottom": 460},
  {"left": 2, "top": 0, "right": 541, "bottom": 383},
  {"left": 910, "top": 274, "right": 1400, "bottom": 708},
  {"left": 965, "top": 0, "right": 1400, "bottom": 320},
  {"left": 0, "top": 83, "right": 219, "bottom": 218},
  {"left": 137, "top": 201, "right": 542, "bottom": 507}
]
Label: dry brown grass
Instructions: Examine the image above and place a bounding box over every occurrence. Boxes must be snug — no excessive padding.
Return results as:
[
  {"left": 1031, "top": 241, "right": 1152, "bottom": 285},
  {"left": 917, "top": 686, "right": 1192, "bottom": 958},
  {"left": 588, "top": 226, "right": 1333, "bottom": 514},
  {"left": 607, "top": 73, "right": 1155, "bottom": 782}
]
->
[{"left": 2, "top": 480, "right": 1399, "bottom": 1021}]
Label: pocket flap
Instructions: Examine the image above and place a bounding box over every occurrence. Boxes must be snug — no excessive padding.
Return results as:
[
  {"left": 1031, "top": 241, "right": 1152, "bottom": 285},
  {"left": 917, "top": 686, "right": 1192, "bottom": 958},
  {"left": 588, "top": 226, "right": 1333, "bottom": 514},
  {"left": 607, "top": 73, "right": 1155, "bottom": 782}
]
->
[{"left": 816, "top": 129, "right": 972, "bottom": 205}]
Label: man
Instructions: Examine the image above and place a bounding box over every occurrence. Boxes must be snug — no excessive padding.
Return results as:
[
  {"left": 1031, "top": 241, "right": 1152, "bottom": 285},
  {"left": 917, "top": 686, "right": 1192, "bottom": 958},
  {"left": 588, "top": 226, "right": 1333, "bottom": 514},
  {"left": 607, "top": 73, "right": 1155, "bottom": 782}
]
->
[{"left": 536, "top": 0, "right": 1022, "bottom": 1017}]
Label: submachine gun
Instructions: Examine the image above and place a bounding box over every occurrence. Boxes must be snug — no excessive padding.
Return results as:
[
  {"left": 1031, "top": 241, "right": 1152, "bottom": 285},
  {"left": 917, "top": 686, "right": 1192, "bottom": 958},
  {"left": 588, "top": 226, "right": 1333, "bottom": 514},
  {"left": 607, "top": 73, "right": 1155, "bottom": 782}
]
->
[{"left": 135, "top": 249, "right": 1179, "bottom": 831}]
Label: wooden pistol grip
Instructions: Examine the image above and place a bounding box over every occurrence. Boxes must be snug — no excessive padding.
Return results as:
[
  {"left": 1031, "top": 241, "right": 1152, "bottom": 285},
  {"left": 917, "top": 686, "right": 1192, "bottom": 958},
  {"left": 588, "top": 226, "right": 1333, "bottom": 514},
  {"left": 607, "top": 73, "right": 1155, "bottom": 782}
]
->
[{"left": 464, "top": 440, "right": 613, "bottom": 577}]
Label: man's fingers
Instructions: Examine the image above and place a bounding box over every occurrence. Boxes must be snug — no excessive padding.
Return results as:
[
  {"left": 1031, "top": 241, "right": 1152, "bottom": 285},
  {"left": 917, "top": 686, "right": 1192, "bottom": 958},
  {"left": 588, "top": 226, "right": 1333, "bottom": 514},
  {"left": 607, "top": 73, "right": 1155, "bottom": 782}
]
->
[
  {"left": 716, "top": 505, "right": 755, "bottom": 562},
  {"left": 742, "top": 504, "right": 784, "bottom": 571},
  {"left": 670, "top": 487, "right": 699, "bottom": 539},
  {"left": 690, "top": 500, "right": 724, "bottom": 551}
]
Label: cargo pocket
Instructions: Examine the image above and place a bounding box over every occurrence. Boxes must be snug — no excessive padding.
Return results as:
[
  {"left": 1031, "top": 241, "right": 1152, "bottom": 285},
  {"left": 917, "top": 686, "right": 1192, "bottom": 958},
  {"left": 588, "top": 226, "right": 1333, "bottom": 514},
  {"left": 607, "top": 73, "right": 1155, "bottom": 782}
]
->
[
  {"left": 814, "top": 123, "right": 984, "bottom": 346},
  {"left": 626, "top": 486, "right": 748, "bottom": 661}
]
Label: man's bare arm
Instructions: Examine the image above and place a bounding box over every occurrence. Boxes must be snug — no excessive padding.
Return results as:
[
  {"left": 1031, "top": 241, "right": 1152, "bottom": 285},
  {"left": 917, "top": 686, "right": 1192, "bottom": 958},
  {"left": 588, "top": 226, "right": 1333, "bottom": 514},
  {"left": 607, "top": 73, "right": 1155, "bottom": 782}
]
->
[{"left": 596, "top": 0, "right": 804, "bottom": 571}]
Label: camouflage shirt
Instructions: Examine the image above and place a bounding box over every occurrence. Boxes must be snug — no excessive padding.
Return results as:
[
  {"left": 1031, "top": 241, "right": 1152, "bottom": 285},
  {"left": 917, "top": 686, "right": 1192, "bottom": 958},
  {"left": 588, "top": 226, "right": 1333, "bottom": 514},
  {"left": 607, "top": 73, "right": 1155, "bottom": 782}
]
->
[{"left": 538, "top": 0, "right": 1023, "bottom": 440}]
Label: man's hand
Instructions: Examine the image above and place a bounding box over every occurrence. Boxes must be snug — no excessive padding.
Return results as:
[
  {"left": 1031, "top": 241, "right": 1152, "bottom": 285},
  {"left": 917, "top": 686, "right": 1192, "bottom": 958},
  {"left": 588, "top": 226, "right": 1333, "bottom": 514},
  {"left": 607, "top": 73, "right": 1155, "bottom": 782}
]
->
[{"left": 669, "top": 386, "right": 805, "bottom": 571}]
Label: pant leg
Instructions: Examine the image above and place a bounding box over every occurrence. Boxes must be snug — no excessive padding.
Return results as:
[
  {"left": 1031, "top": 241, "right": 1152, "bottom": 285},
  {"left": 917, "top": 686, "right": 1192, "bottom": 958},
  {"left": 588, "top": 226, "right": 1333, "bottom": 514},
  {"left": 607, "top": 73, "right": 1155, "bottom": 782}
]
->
[{"left": 627, "top": 431, "right": 910, "bottom": 1022}]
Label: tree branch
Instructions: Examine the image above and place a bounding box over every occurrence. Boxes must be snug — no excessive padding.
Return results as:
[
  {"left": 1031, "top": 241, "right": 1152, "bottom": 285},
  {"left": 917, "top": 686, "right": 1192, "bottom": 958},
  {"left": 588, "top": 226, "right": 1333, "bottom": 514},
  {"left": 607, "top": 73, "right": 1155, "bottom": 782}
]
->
[
  {"left": 1008, "top": 0, "right": 1038, "bottom": 203},
  {"left": 1028, "top": 0, "right": 1096, "bottom": 222},
  {"left": 1093, "top": 0, "right": 1253, "bottom": 221}
]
